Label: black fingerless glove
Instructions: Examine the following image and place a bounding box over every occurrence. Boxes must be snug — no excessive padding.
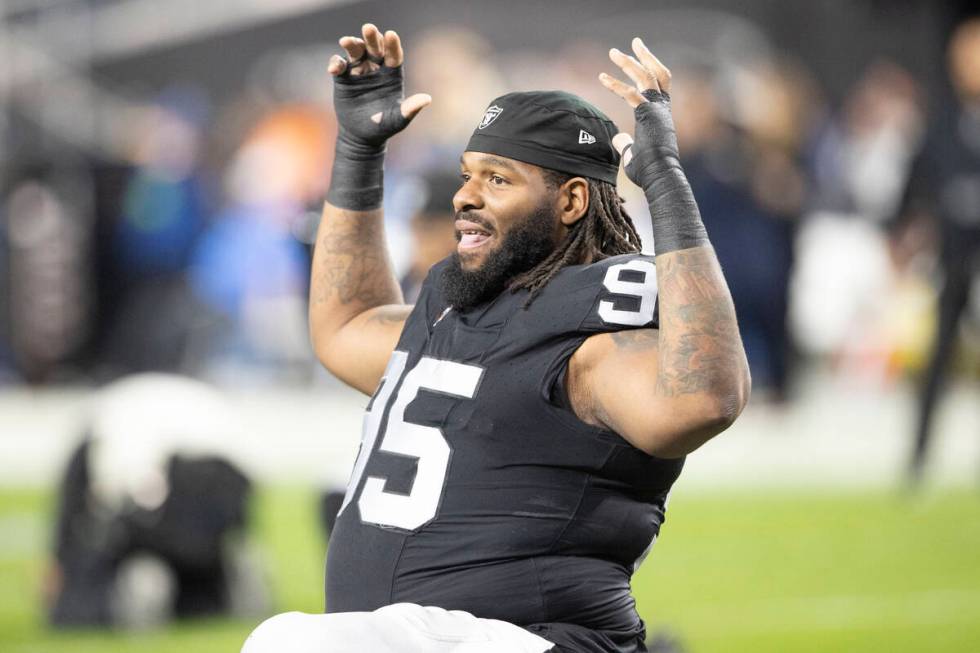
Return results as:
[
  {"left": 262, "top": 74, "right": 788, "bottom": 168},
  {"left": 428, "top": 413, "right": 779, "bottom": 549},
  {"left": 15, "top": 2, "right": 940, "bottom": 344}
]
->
[
  {"left": 624, "top": 89, "right": 709, "bottom": 255},
  {"left": 328, "top": 65, "right": 412, "bottom": 211}
]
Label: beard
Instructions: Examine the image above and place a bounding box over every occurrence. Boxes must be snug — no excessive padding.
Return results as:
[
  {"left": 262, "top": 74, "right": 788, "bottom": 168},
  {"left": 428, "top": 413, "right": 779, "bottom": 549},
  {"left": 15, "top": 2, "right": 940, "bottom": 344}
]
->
[{"left": 440, "top": 203, "right": 558, "bottom": 312}]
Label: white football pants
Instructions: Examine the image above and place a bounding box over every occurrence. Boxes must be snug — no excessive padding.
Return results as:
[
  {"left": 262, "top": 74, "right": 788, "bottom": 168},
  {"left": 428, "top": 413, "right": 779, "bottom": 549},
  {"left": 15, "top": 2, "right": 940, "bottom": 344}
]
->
[{"left": 241, "top": 603, "right": 555, "bottom": 653}]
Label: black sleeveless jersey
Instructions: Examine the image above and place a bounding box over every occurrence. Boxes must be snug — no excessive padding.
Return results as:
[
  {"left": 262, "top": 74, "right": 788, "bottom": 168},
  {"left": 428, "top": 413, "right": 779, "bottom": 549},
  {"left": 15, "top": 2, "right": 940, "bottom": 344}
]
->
[{"left": 326, "top": 253, "right": 685, "bottom": 653}]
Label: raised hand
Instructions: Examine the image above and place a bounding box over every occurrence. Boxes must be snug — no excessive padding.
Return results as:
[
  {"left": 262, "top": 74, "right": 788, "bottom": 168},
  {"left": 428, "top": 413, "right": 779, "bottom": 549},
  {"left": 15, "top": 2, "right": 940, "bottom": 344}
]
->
[
  {"left": 328, "top": 23, "right": 431, "bottom": 149},
  {"left": 326, "top": 23, "right": 430, "bottom": 211},
  {"left": 598, "top": 37, "right": 675, "bottom": 176},
  {"left": 599, "top": 37, "right": 672, "bottom": 106},
  {"left": 599, "top": 37, "right": 707, "bottom": 256}
]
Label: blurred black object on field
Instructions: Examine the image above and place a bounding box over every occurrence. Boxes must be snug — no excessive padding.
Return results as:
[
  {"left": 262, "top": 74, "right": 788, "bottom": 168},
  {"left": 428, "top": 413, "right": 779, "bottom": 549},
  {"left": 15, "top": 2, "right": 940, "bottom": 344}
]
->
[
  {"left": 46, "top": 373, "right": 266, "bottom": 628},
  {"left": 49, "top": 440, "right": 252, "bottom": 627}
]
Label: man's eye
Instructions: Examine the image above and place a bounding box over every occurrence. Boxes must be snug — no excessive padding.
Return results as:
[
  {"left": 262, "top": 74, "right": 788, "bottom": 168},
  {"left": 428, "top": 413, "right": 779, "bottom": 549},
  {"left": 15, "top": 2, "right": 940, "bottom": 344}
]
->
[
  {"left": 460, "top": 173, "right": 471, "bottom": 182},
  {"left": 490, "top": 175, "right": 508, "bottom": 185}
]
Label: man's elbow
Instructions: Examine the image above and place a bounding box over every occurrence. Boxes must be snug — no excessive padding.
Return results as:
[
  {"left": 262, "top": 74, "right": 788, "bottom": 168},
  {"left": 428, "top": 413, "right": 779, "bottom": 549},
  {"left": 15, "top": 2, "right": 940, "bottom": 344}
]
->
[
  {"left": 643, "top": 374, "right": 752, "bottom": 458},
  {"left": 309, "top": 323, "right": 330, "bottom": 367},
  {"left": 309, "top": 310, "right": 355, "bottom": 372},
  {"left": 652, "top": 412, "right": 733, "bottom": 459},
  {"left": 701, "top": 369, "right": 752, "bottom": 436},
  {"left": 698, "top": 395, "right": 742, "bottom": 439},
  {"left": 716, "top": 368, "right": 752, "bottom": 427},
  {"left": 312, "top": 339, "right": 332, "bottom": 371},
  {"left": 310, "top": 320, "right": 344, "bottom": 373}
]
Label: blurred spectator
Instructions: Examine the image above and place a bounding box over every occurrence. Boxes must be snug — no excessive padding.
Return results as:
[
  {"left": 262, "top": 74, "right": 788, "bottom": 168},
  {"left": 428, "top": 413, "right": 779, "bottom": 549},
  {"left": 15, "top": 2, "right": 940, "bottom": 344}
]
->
[
  {"left": 100, "top": 88, "right": 213, "bottom": 378},
  {"left": 674, "top": 62, "right": 817, "bottom": 400},
  {"left": 188, "top": 105, "right": 331, "bottom": 383},
  {"left": 114, "top": 88, "right": 210, "bottom": 278},
  {"left": 811, "top": 62, "right": 923, "bottom": 223},
  {"left": 903, "top": 16, "right": 980, "bottom": 483},
  {"left": 793, "top": 62, "right": 928, "bottom": 385},
  {"left": 400, "top": 171, "right": 460, "bottom": 303}
]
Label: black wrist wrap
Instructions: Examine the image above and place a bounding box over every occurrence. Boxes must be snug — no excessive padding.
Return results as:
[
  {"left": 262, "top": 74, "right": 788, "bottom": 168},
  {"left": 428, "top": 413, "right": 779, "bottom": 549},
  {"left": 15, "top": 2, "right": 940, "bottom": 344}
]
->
[
  {"left": 626, "top": 89, "right": 709, "bottom": 255},
  {"left": 327, "top": 66, "right": 410, "bottom": 211}
]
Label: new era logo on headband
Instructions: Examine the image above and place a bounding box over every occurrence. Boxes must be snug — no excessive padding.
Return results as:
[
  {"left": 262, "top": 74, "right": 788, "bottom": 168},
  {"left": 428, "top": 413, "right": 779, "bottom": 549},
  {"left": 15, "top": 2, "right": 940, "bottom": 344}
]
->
[
  {"left": 479, "top": 105, "right": 503, "bottom": 129},
  {"left": 578, "top": 130, "right": 596, "bottom": 145}
]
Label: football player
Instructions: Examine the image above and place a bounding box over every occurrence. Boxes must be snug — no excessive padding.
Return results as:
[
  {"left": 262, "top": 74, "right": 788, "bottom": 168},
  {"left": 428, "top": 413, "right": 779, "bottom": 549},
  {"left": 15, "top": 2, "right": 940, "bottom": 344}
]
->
[{"left": 244, "top": 22, "right": 749, "bottom": 653}]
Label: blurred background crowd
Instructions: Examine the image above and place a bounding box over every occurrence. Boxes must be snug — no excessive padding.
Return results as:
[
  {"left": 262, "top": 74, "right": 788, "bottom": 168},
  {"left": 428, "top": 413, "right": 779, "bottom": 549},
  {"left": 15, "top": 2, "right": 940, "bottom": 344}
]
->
[
  {"left": 3, "top": 0, "right": 979, "bottom": 469},
  {"left": 1, "top": 0, "right": 980, "bottom": 649},
  {"left": 3, "top": 0, "right": 978, "bottom": 394}
]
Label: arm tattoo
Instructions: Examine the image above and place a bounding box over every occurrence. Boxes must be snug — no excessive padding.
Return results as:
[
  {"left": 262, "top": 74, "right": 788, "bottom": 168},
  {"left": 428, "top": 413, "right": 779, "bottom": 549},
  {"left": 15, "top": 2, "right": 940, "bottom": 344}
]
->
[
  {"left": 610, "top": 329, "right": 659, "bottom": 351},
  {"left": 653, "top": 247, "right": 744, "bottom": 398},
  {"left": 311, "top": 212, "right": 399, "bottom": 308}
]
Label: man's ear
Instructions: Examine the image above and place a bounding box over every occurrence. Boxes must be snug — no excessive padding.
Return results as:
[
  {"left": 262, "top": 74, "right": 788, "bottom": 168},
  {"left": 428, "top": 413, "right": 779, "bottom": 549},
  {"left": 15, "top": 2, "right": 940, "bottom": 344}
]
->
[{"left": 557, "top": 177, "right": 590, "bottom": 226}]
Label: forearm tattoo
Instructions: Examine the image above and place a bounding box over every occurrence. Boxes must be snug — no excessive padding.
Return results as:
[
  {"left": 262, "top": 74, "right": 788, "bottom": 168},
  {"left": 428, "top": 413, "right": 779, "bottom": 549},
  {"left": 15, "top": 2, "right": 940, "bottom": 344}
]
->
[
  {"left": 311, "top": 211, "right": 400, "bottom": 308},
  {"left": 654, "top": 247, "right": 743, "bottom": 397}
]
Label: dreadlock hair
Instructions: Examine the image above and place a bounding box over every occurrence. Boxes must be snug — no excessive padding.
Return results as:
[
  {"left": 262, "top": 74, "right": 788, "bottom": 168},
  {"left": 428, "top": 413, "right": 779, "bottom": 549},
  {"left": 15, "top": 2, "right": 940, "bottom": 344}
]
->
[{"left": 509, "top": 169, "right": 643, "bottom": 305}]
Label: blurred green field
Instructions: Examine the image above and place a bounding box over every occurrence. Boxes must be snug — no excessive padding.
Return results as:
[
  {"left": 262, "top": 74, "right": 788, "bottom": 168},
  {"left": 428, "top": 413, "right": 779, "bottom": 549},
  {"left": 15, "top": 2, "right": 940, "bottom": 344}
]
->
[{"left": 2, "top": 486, "right": 979, "bottom": 652}]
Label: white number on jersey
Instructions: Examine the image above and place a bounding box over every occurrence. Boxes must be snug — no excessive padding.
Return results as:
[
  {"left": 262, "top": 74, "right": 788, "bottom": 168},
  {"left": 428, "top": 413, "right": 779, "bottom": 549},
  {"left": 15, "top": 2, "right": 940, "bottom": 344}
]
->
[
  {"left": 597, "top": 260, "right": 659, "bottom": 326},
  {"left": 340, "top": 353, "right": 484, "bottom": 531},
  {"left": 339, "top": 350, "right": 408, "bottom": 517}
]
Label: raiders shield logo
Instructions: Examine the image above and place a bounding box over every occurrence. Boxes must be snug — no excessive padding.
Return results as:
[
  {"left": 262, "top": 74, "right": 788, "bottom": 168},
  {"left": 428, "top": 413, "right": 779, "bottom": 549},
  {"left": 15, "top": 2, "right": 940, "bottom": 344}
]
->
[{"left": 478, "top": 105, "right": 503, "bottom": 129}]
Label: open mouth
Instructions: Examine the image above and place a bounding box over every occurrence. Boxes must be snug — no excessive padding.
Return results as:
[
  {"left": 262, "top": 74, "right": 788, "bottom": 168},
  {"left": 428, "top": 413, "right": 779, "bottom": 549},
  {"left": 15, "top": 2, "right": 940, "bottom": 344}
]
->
[{"left": 455, "top": 219, "right": 493, "bottom": 251}]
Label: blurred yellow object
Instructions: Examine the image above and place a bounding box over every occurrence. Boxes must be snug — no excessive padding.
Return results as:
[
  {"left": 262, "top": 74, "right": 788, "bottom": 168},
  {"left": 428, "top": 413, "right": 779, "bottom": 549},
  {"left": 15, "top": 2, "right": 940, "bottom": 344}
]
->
[{"left": 885, "top": 273, "right": 937, "bottom": 374}]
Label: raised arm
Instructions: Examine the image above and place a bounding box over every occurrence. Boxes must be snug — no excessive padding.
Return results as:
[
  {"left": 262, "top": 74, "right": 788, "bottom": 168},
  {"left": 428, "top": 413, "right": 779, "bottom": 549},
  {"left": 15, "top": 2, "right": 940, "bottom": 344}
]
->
[
  {"left": 567, "top": 38, "right": 750, "bottom": 458},
  {"left": 310, "top": 24, "right": 431, "bottom": 394}
]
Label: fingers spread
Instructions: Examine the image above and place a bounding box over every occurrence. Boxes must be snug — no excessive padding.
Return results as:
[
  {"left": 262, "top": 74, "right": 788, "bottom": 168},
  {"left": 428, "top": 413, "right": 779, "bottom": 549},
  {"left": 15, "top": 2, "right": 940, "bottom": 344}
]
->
[
  {"left": 362, "top": 23, "right": 385, "bottom": 61},
  {"left": 401, "top": 93, "right": 432, "bottom": 119},
  {"left": 609, "top": 48, "right": 659, "bottom": 92},
  {"left": 631, "top": 38, "right": 671, "bottom": 93},
  {"left": 384, "top": 30, "right": 403, "bottom": 67},
  {"left": 328, "top": 54, "right": 348, "bottom": 76},
  {"left": 599, "top": 72, "right": 645, "bottom": 108}
]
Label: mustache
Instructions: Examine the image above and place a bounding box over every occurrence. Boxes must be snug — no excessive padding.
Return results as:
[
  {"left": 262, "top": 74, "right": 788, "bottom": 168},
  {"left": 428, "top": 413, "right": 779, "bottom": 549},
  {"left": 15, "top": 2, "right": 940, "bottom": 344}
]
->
[{"left": 454, "top": 210, "right": 495, "bottom": 233}]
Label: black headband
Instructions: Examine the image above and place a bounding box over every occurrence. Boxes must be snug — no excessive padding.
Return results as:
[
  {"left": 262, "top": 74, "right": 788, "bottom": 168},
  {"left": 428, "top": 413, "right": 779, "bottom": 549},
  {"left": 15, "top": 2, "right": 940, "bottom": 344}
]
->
[{"left": 464, "top": 91, "right": 621, "bottom": 184}]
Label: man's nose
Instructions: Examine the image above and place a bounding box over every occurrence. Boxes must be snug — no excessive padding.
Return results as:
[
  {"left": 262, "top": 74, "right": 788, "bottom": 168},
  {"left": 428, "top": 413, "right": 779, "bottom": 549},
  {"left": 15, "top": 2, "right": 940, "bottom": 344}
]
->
[{"left": 452, "top": 179, "right": 483, "bottom": 213}]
